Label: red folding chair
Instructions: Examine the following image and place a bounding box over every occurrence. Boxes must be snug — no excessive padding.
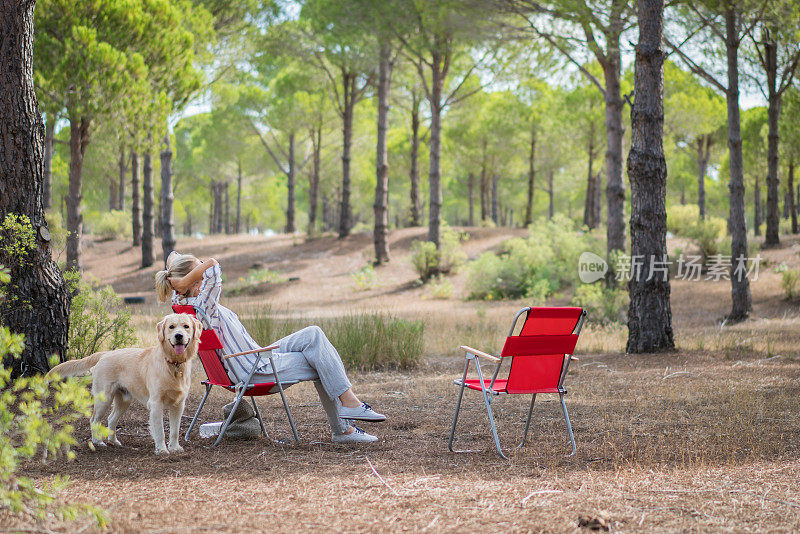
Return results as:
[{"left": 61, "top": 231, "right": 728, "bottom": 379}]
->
[
  {"left": 172, "top": 304, "right": 299, "bottom": 446},
  {"left": 449, "top": 306, "right": 586, "bottom": 459}
]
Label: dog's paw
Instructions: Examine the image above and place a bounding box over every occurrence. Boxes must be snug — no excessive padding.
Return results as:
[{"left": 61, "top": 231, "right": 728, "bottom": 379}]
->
[
  {"left": 155, "top": 447, "right": 169, "bottom": 455},
  {"left": 168, "top": 444, "right": 184, "bottom": 453},
  {"left": 108, "top": 437, "right": 122, "bottom": 447},
  {"left": 90, "top": 439, "right": 107, "bottom": 450}
]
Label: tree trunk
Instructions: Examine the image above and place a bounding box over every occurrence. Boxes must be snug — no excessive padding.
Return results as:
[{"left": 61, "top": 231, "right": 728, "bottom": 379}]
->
[
  {"left": 491, "top": 174, "right": 499, "bottom": 225},
  {"left": 286, "top": 132, "right": 295, "bottom": 233},
  {"left": 525, "top": 122, "right": 536, "bottom": 226},
  {"left": 626, "top": 0, "right": 674, "bottom": 353},
  {"left": 141, "top": 150, "right": 154, "bottom": 268},
  {"left": 584, "top": 122, "right": 596, "bottom": 228},
  {"left": 160, "top": 133, "right": 175, "bottom": 263},
  {"left": 118, "top": 142, "right": 126, "bottom": 211},
  {"left": 594, "top": 170, "right": 602, "bottom": 226},
  {"left": 790, "top": 159, "right": 797, "bottom": 234},
  {"left": 235, "top": 158, "right": 242, "bottom": 234},
  {"left": 548, "top": 170, "right": 554, "bottom": 219},
  {"left": 131, "top": 150, "right": 141, "bottom": 246},
  {"left": 763, "top": 27, "right": 781, "bottom": 247},
  {"left": 479, "top": 138, "right": 488, "bottom": 222},
  {"left": 409, "top": 92, "right": 421, "bottom": 227},
  {"left": 0, "top": 0, "right": 71, "bottom": 377},
  {"left": 224, "top": 182, "right": 230, "bottom": 234},
  {"left": 468, "top": 172, "right": 475, "bottom": 226},
  {"left": 724, "top": 6, "right": 752, "bottom": 321},
  {"left": 697, "top": 135, "right": 710, "bottom": 219},
  {"left": 603, "top": 30, "right": 626, "bottom": 281},
  {"left": 784, "top": 190, "right": 790, "bottom": 219},
  {"left": 373, "top": 42, "right": 392, "bottom": 264},
  {"left": 109, "top": 179, "right": 117, "bottom": 211},
  {"left": 43, "top": 118, "right": 54, "bottom": 210},
  {"left": 66, "top": 116, "right": 90, "bottom": 272},
  {"left": 338, "top": 73, "right": 354, "bottom": 238},
  {"left": 308, "top": 126, "right": 321, "bottom": 234},
  {"left": 427, "top": 47, "right": 444, "bottom": 247},
  {"left": 754, "top": 176, "right": 761, "bottom": 236}
]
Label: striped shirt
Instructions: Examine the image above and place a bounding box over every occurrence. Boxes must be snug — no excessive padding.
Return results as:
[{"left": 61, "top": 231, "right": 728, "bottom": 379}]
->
[{"left": 172, "top": 263, "right": 272, "bottom": 383}]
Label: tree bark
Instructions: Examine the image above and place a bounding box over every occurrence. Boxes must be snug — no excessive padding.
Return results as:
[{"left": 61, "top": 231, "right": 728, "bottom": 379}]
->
[
  {"left": 763, "top": 27, "right": 781, "bottom": 247},
  {"left": 308, "top": 126, "right": 321, "bottom": 235},
  {"left": 160, "top": 133, "right": 175, "bottom": 263},
  {"left": 131, "top": 150, "right": 141, "bottom": 246},
  {"left": 626, "top": 0, "right": 674, "bottom": 353},
  {"left": 43, "top": 118, "right": 53, "bottom": 210},
  {"left": 480, "top": 138, "right": 488, "bottom": 222},
  {"left": 286, "top": 132, "right": 295, "bottom": 233},
  {"left": 754, "top": 176, "right": 761, "bottom": 236},
  {"left": 468, "top": 172, "right": 475, "bottom": 226},
  {"left": 66, "top": 116, "right": 90, "bottom": 272},
  {"left": 427, "top": 48, "right": 444, "bottom": 247},
  {"left": 338, "top": 72, "right": 355, "bottom": 238},
  {"left": 584, "top": 121, "right": 596, "bottom": 228},
  {"left": 224, "top": 182, "right": 230, "bottom": 234},
  {"left": 594, "top": 170, "right": 602, "bottom": 227},
  {"left": 724, "top": 6, "right": 752, "bottom": 321},
  {"left": 548, "top": 170, "right": 554, "bottom": 219},
  {"left": 0, "top": 0, "right": 71, "bottom": 377},
  {"left": 373, "top": 42, "right": 392, "bottom": 264},
  {"left": 108, "top": 179, "right": 117, "bottom": 211},
  {"left": 491, "top": 174, "right": 499, "bottom": 225},
  {"left": 118, "top": 142, "right": 126, "bottom": 211},
  {"left": 525, "top": 122, "right": 536, "bottom": 226},
  {"left": 235, "top": 158, "right": 242, "bottom": 234},
  {"left": 697, "top": 135, "right": 711, "bottom": 219},
  {"left": 790, "top": 159, "right": 797, "bottom": 234},
  {"left": 409, "top": 92, "right": 421, "bottom": 227},
  {"left": 141, "top": 150, "right": 154, "bottom": 268}
]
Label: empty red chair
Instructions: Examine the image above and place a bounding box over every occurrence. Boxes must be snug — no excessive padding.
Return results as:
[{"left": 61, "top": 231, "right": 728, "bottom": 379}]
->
[
  {"left": 449, "top": 306, "right": 586, "bottom": 459},
  {"left": 172, "top": 304, "right": 299, "bottom": 446}
]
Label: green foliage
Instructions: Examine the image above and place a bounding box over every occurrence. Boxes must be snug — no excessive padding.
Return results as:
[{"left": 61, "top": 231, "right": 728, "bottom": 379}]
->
[
  {"left": 66, "top": 272, "right": 135, "bottom": 361},
  {"left": 45, "top": 212, "right": 68, "bottom": 262},
  {"left": 571, "top": 283, "right": 627, "bottom": 325},
  {"left": 0, "top": 214, "right": 36, "bottom": 261},
  {"left": 227, "top": 267, "right": 286, "bottom": 296},
  {"left": 427, "top": 276, "right": 454, "bottom": 299},
  {"left": 667, "top": 204, "right": 729, "bottom": 263},
  {"left": 466, "top": 215, "right": 603, "bottom": 301},
  {"left": 776, "top": 262, "right": 800, "bottom": 299},
  {"left": 241, "top": 309, "right": 423, "bottom": 370},
  {"left": 410, "top": 228, "right": 466, "bottom": 282},
  {"left": 350, "top": 265, "right": 378, "bottom": 291},
  {"left": 88, "top": 210, "right": 131, "bottom": 241}
]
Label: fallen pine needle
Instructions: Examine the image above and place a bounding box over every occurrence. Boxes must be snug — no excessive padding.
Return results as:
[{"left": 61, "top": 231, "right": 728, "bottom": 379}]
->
[
  {"left": 365, "top": 456, "right": 398, "bottom": 496},
  {"left": 521, "top": 489, "right": 563, "bottom": 506}
]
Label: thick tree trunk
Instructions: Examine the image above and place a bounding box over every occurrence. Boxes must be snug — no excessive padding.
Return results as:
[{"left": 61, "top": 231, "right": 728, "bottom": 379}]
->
[
  {"left": 754, "top": 176, "right": 761, "bottom": 236},
  {"left": 725, "top": 6, "right": 752, "bottom": 321},
  {"left": 141, "top": 150, "right": 154, "bottom": 268},
  {"left": 235, "top": 159, "right": 242, "bottom": 234},
  {"left": 790, "top": 159, "right": 797, "bottom": 234},
  {"left": 626, "top": 0, "right": 674, "bottom": 353},
  {"left": 525, "top": 122, "right": 536, "bottom": 226},
  {"left": 763, "top": 28, "right": 781, "bottom": 247},
  {"left": 66, "top": 116, "right": 90, "bottom": 272},
  {"left": 584, "top": 123, "right": 596, "bottom": 228},
  {"left": 118, "top": 142, "right": 126, "bottom": 211},
  {"left": 491, "top": 174, "right": 499, "bottom": 225},
  {"left": 604, "top": 36, "right": 626, "bottom": 278},
  {"left": 409, "top": 93, "right": 421, "bottom": 227},
  {"left": 160, "top": 134, "right": 175, "bottom": 263},
  {"left": 131, "top": 151, "right": 141, "bottom": 246},
  {"left": 338, "top": 73, "right": 354, "bottom": 238},
  {"left": 427, "top": 51, "right": 444, "bottom": 247},
  {"left": 468, "top": 172, "right": 475, "bottom": 226},
  {"left": 697, "top": 136, "right": 710, "bottom": 219},
  {"left": 373, "top": 42, "right": 391, "bottom": 264},
  {"left": 43, "top": 118, "right": 53, "bottom": 210},
  {"left": 0, "top": 0, "right": 71, "bottom": 377},
  {"left": 286, "top": 132, "right": 295, "bottom": 233},
  {"left": 308, "top": 126, "right": 321, "bottom": 234}
]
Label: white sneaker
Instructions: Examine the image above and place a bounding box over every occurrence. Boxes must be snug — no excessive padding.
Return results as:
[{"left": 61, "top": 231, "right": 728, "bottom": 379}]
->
[
  {"left": 332, "top": 426, "right": 378, "bottom": 444},
  {"left": 338, "top": 402, "right": 386, "bottom": 422}
]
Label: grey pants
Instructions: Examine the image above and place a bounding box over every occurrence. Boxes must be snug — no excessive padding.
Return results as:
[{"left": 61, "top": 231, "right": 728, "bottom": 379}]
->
[{"left": 251, "top": 326, "right": 352, "bottom": 435}]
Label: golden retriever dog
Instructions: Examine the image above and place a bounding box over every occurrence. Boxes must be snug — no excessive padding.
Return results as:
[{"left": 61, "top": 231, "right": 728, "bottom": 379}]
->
[{"left": 48, "top": 313, "right": 203, "bottom": 454}]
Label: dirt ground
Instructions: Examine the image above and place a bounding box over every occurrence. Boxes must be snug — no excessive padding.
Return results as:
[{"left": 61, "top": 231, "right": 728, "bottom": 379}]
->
[{"left": 6, "top": 227, "right": 800, "bottom": 533}]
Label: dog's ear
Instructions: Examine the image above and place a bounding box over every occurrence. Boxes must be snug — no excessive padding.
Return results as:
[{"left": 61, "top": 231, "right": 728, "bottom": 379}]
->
[
  {"left": 191, "top": 317, "right": 203, "bottom": 343},
  {"left": 157, "top": 317, "right": 167, "bottom": 343}
]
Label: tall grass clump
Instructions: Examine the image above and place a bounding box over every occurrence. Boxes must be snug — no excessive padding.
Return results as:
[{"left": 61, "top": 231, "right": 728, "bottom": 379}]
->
[
  {"left": 241, "top": 308, "right": 423, "bottom": 370},
  {"left": 466, "top": 215, "right": 603, "bottom": 301}
]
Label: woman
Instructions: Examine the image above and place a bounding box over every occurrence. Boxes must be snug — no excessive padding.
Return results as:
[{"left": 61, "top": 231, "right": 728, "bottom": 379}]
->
[{"left": 155, "top": 252, "right": 385, "bottom": 443}]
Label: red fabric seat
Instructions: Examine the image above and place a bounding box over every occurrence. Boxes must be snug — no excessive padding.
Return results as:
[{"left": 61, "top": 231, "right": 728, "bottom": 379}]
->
[{"left": 449, "top": 306, "right": 586, "bottom": 459}]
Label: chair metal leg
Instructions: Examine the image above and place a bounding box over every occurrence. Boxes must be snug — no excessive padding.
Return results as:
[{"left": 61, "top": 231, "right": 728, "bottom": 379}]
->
[
  {"left": 185, "top": 383, "right": 211, "bottom": 441},
  {"left": 251, "top": 396, "right": 268, "bottom": 437},
  {"left": 517, "top": 394, "right": 537, "bottom": 449},
  {"left": 276, "top": 385, "right": 299, "bottom": 442},
  {"left": 448, "top": 359, "right": 471, "bottom": 453},
  {"left": 475, "top": 360, "right": 507, "bottom": 460},
  {"left": 559, "top": 393, "right": 576, "bottom": 456},
  {"left": 214, "top": 386, "right": 246, "bottom": 447}
]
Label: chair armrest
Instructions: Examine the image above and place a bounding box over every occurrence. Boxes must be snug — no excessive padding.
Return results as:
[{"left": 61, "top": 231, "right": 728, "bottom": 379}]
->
[
  {"left": 570, "top": 355, "right": 580, "bottom": 361},
  {"left": 459, "top": 345, "right": 500, "bottom": 363},
  {"left": 222, "top": 344, "right": 280, "bottom": 360}
]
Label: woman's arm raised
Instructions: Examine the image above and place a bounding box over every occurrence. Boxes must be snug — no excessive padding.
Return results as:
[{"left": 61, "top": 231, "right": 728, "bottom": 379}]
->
[{"left": 170, "top": 258, "right": 218, "bottom": 295}]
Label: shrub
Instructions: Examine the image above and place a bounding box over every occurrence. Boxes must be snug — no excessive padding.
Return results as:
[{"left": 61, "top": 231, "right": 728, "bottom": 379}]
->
[
  {"left": 667, "top": 204, "right": 700, "bottom": 236},
  {"left": 410, "top": 228, "right": 466, "bottom": 281},
  {"left": 241, "top": 309, "right": 423, "bottom": 370},
  {"left": 45, "top": 211, "right": 68, "bottom": 262},
  {"left": 666, "top": 204, "right": 728, "bottom": 264},
  {"left": 91, "top": 210, "right": 130, "bottom": 241},
  {"left": 227, "top": 267, "right": 286, "bottom": 296},
  {"left": 427, "top": 276, "right": 454, "bottom": 299},
  {"left": 351, "top": 265, "right": 378, "bottom": 291},
  {"left": 776, "top": 263, "right": 800, "bottom": 299},
  {"left": 66, "top": 272, "right": 136, "bottom": 361},
  {"left": 571, "top": 283, "right": 628, "bottom": 324},
  {"left": 466, "top": 215, "right": 604, "bottom": 301}
]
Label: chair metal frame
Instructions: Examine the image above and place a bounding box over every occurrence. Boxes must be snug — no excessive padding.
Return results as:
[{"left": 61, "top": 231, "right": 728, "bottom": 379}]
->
[
  {"left": 173, "top": 305, "right": 299, "bottom": 446},
  {"left": 448, "top": 307, "right": 587, "bottom": 459}
]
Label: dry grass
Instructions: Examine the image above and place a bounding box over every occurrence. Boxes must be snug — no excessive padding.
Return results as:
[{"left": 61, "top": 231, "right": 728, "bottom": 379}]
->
[{"left": 6, "top": 229, "right": 800, "bottom": 533}]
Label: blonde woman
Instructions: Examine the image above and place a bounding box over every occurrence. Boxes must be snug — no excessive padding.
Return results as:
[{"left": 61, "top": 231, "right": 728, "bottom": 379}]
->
[{"left": 155, "top": 252, "right": 385, "bottom": 443}]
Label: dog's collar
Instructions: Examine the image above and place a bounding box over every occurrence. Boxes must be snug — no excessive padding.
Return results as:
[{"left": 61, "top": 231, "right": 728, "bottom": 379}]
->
[{"left": 165, "top": 356, "right": 184, "bottom": 377}]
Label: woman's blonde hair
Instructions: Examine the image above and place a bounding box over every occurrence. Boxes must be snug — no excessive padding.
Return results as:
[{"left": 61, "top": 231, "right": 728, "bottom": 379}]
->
[{"left": 154, "top": 252, "right": 199, "bottom": 302}]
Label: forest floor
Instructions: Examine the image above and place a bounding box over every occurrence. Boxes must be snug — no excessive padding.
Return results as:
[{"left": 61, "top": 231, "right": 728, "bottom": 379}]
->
[{"left": 6, "top": 226, "right": 800, "bottom": 533}]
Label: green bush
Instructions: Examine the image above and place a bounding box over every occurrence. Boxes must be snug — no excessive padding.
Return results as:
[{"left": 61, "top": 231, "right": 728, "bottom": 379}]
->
[
  {"left": 66, "top": 272, "right": 136, "bottom": 361},
  {"left": 776, "top": 263, "right": 800, "bottom": 299},
  {"left": 466, "top": 215, "right": 603, "bottom": 301},
  {"left": 667, "top": 204, "right": 701, "bottom": 236},
  {"left": 666, "top": 204, "right": 728, "bottom": 264},
  {"left": 241, "top": 309, "right": 423, "bottom": 370},
  {"left": 571, "top": 283, "right": 628, "bottom": 324},
  {"left": 350, "top": 265, "right": 378, "bottom": 291},
  {"left": 410, "top": 228, "right": 466, "bottom": 281},
  {"left": 45, "top": 211, "right": 68, "bottom": 262},
  {"left": 227, "top": 267, "right": 286, "bottom": 296},
  {"left": 427, "top": 275, "right": 454, "bottom": 299},
  {"left": 90, "top": 210, "right": 130, "bottom": 241}
]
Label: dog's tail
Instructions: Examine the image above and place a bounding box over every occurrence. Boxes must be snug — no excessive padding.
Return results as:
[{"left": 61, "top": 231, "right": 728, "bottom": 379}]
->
[{"left": 47, "top": 351, "right": 107, "bottom": 378}]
